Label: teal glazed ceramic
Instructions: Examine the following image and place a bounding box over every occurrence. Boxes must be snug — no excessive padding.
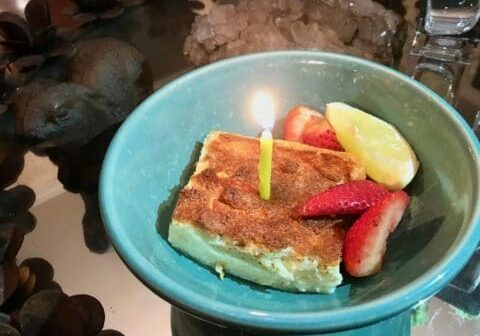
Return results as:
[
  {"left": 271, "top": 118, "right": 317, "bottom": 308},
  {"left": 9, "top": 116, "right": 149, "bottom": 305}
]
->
[{"left": 99, "top": 51, "right": 480, "bottom": 334}]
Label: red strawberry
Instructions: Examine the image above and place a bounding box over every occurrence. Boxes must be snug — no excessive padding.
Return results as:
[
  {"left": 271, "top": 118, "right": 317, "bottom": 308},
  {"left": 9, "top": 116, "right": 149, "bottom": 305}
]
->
[
  {"left": 343, "top": 191, "right": 410, "bottom": 277},
  {"left": 299, "top": 180, "right": 389, "bottom": 217},
  {"left": 284, "top": 105, "right": 343, "bottom": 150},
  {"left": 284, "top": 105, "right": 324, "bottom": 142},
  {"left": 303, "top": 122, "right": 343, "bottom": 151}
]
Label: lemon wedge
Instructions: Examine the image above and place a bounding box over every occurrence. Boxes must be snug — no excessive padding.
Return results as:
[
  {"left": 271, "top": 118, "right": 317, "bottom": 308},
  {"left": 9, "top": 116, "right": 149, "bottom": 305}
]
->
[{"left": 325, "top": 102, "right": 419, "bottom": 190}]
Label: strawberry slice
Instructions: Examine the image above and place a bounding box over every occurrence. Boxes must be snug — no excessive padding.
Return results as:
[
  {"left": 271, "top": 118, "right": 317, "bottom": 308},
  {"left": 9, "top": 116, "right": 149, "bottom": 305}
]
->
[
  {"left": 284, "top": 105, "right": 324, "bottom": 142},
  {"left": 284, "top": 105, "right": 343, "bottom": 151},
  {"left": 343, "top": 191, "right": 410, "bottom": 277},
  {"left": 299, "top": 180, "right": 389, "bottom": 217},
  {"left": 303, "top": 122, "right": 344, "bottom": 151}
]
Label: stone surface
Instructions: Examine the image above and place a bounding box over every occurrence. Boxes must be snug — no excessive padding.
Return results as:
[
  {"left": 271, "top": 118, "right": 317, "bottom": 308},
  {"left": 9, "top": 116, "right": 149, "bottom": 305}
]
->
[{"left": 184, "top": 0, "right": 403, "bottom": 66}]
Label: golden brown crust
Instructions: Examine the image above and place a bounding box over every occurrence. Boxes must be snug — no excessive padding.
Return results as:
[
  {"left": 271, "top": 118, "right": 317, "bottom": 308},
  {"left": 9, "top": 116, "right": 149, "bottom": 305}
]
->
[{"left": 172, "top": 132, "right": 365, "bottom": 265}]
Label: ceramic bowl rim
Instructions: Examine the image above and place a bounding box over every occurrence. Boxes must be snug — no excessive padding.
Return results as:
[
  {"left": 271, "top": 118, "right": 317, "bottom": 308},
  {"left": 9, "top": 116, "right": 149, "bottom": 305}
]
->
[{"left": 99, "top": 51, "right": 480, "bottom": 333}]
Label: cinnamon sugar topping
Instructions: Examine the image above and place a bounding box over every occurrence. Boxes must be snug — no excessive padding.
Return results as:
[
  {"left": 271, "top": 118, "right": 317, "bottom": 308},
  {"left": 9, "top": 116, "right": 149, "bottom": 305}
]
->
[{"left": 173, "top": 132, "right": 364, "bottom": 265}]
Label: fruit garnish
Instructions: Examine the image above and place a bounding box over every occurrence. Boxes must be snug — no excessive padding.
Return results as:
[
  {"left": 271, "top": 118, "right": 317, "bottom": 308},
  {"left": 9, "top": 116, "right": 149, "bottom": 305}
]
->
[
  {"left": 343, "top": 191, "right": 410, "bottom": 277},
  {"left": 284, "top": 105, "right": 323, "bottom": 142},
  {"left": 284, "top": 105, "right": 343, "bottom": 151},
  {"left": 302, "top": 122, "right": 344, "bottom": 151},
  {"left": 325, "top": 102, "right": 419, "bottom": 190},
  {"left": 299, "top": 180, "right": 389, "bottom": 217}
]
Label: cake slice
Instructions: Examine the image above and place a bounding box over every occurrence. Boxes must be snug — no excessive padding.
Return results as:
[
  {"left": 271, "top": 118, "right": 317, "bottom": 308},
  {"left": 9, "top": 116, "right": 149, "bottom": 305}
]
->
[{"left": 168, "top": 131, "right": 365, "bottom": 293}]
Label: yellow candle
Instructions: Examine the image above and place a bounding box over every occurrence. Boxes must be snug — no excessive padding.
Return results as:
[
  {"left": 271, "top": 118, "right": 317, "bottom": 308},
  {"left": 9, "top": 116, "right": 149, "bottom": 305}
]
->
[
  {"left": 252, "top": 91, "right": 275, "bottom": 201},
  {"left": 259, "top": 129, "right": 273, "bottom": 200}
]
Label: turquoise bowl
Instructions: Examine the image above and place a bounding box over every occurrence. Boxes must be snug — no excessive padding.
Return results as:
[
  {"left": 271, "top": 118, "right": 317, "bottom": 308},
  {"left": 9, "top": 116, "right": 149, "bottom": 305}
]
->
[{"left": 99, "top": 51, "right": 480, "bottom": 334}]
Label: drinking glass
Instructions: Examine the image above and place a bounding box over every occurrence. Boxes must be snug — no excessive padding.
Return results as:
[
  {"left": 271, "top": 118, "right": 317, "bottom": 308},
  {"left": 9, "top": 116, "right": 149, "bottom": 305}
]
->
[
  {"left": 410, "top": 1, "right": 479, "bottom": 103},
  {"left": 425, "top": 0, "right": 480, "bottom": 35}
]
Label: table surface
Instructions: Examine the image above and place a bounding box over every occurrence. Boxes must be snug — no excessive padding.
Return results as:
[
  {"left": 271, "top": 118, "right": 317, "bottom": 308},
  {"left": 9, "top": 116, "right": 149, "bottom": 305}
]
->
[
  {"left": 17, "top": 192, "right": 480, "bottom": 336},
  {"left": 7, "top": 0, "right": 480, "bottom": 335}
]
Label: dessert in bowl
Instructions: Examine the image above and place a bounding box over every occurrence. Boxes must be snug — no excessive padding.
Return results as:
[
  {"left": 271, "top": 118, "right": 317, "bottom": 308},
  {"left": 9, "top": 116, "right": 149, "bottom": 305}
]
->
[
  {"left": 169, "top": 130, "right": 365, "bottom": 294},
  {"left": 168, "top": 101, "right": 415, "bottom": 294},
  {"left": 99, "top": 51, "right": 480, "bottom": 333}
]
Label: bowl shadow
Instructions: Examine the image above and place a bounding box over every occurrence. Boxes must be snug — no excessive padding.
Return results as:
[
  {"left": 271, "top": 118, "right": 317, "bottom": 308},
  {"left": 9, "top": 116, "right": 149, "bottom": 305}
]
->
[{"left": 156, "top": 141, "right": 203, "bottom": 239}]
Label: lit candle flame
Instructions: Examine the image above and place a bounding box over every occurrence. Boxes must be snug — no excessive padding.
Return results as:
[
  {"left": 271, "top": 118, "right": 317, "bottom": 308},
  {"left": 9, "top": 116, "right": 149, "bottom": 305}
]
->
[{"left": 252, "top": 92, "right": 275, "bottom": 130}]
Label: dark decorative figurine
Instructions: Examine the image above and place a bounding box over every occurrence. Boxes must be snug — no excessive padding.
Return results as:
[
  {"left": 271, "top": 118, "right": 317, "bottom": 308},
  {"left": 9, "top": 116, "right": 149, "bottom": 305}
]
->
[{"left": 10, "top": 37, "right": 153, "bottom": 252}]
